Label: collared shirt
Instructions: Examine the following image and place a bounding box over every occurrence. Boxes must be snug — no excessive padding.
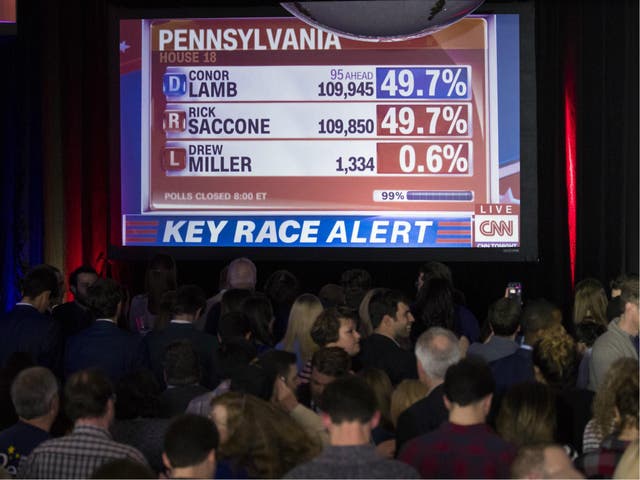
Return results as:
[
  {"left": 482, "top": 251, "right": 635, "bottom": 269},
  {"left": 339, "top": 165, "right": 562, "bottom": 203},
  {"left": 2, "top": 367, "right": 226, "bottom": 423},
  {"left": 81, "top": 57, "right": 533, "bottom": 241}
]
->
[
  {"left": 15, "top": 303, "right": 37, "bottom": 308},
  {"left": 467, "top": 335, "right": 519, "bottom": 363},
  {"left": 95, "top": 318, "right": 116, "bottom": 324},
  {"left": 18, "top": 424, "right": 148, "bottom": 479}
]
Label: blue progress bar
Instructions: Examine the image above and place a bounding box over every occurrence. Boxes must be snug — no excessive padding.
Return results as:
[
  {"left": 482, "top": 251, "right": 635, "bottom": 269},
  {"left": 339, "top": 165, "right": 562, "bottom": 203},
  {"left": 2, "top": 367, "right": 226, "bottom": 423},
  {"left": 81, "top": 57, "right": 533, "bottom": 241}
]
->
[{"left": 406, "top": 191, "right": 473, "bottom": 201}]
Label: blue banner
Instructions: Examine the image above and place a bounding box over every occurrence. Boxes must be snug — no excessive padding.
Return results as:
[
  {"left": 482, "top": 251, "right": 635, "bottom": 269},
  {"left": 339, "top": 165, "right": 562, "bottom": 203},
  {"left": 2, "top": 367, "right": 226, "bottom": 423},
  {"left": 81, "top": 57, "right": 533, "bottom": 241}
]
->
[{"left": 124, "top": 215, "right": 472, "bottom": 248}]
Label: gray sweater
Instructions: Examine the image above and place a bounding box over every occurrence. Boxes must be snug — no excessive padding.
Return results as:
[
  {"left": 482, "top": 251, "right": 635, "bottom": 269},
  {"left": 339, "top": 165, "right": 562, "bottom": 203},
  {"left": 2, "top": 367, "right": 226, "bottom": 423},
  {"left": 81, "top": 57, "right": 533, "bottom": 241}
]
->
[{"left": 588, "top": 317, "right": 638, "bottom": 391}]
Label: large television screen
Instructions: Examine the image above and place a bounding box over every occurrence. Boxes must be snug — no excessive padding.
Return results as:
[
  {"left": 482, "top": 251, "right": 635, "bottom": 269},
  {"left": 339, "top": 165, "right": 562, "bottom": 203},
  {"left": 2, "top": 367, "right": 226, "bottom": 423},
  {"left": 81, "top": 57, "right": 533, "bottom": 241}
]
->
[{"left": 116, "top": 5, "right": 537, "bottom": 260}]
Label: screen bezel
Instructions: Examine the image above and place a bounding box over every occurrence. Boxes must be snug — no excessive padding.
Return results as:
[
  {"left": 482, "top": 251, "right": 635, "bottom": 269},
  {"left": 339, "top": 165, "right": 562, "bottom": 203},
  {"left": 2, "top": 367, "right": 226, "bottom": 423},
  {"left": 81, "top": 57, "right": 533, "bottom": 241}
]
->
[{"left": 108, "top": 1, "right": 537, "bottom": 262}]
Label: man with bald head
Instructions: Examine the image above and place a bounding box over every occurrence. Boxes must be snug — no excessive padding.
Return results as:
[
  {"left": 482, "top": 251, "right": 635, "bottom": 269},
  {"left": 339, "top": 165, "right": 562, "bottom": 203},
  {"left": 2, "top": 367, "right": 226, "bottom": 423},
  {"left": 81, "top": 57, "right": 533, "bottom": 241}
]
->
[
  {"left": 395, "top": 327, "right": 461, "bottom": 453},
  {"left": 201, "top": 257, "right": 257, "bottom": 333},
  {"left": 226, "top": 257, "right": 257, "bottom": 291}
]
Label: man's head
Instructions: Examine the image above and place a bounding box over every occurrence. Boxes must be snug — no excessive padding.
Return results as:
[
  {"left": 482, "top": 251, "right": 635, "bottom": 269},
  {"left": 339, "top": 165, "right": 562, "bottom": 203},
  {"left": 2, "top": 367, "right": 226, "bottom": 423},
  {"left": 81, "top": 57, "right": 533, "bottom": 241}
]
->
[
  {"left": 487, "top": 297, "right": 521, "bottom": 337},
  {"left": 69, "top": 265, "right": 98, "bottom": 306},
  {"left": 369, "top": 289, "right": 414, "bottom": 340},
  {"left": 64, "top": 369, "right": 115, "bottom": 424},
  {"left": 91, "top": 459, "right": 155, "bottom": 479},
  {"left": 520, "top": 299, "right": 561, "bottom": 346},
  {"left": 320, "top": 376, "right": 378, "bottom": 438},
  {"left": 414, "top": 327, "right": 461, "bottom": 386},
  {"left": 263, "top": 269, "right": 300, "bottom": 308},
  {"left": 511, "top": 444, "right": 584, "bottom": 479},
  {"left": 172, "top": 284, "right": 207, "bottom": 320},
  {"left": 318, "top": 283, "right": 345, "bottom": 308},
  {"left": 310, "top": 307, "right": 361, "bottom": 356},
  {"left": 619, "top": 275, "right": 639, "bottom": 331},
  {"left": 85, "top": 278, "right": 123, "bottom": 320},
  {"left": 220, "top": 288, "right": 253, "bottom": 316},
  {"left": 310, "top": 346, "right": 351, "bottom": 405},
  {"left": 257, "top": 349, "right": 299, "bottom": 397},
  {"left": 21, "top": 264, "right": 61, "bottom": 313},
  {"left": 11, "top": 367, "right": 59, "bottom": 424},
  {"left": 443, "top": 357, "right": 495, "bottom": 420},
  {"left": 163, "top": 340, "right": 201, "bottom": 386},
  {"left": 226, "top": 257, "right": 257, "bottom": 291},
  {"left": 217, "top": 311, "right": 251, "bottom": 342},
  {"left": 163, "top": 414, "right": 219, "bottom": 479}
]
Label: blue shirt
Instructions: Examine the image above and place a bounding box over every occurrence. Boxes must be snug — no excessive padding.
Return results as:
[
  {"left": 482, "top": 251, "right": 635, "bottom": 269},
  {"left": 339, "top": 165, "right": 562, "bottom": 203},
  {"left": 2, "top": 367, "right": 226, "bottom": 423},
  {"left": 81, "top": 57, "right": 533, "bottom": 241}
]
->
[{"left": 0, "top": 421, "right": 50, "bottom": 476}]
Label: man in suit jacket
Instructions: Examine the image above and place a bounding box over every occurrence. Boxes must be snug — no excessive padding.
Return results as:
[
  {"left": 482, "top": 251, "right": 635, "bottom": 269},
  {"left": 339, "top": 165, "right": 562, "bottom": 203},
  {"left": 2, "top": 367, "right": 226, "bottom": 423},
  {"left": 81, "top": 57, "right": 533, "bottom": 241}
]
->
[
  {"left": 64, "top": 279, "right": 145, "bottom": 384},
  {"left": 52, "top": 265, "right": 98, "bottom": 341},
  {"left": 144, "top": 285, "right": 219, "bottom": 389},
  {"left": 0, "top": 265, "right": 63, "bottom": 373},
  {"left": 395, "top": 327, "right": 461, "bottom": 453}
]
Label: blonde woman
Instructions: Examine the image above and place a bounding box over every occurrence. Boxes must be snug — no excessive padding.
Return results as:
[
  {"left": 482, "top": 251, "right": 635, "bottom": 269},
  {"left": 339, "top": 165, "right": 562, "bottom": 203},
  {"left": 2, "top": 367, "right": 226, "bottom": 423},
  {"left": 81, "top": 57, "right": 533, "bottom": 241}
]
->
[
  {"left": 390, "top": 379, "right": 429, "bottom": 428},
  {"left": 277, "top": 293, "right": 324, "bottom": 373}
]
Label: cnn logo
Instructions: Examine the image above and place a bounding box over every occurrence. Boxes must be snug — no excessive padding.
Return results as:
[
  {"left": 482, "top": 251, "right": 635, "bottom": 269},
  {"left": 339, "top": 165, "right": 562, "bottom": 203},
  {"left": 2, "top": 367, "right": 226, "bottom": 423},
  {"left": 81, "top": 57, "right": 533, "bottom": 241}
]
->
[{"left": 474, "top": 215, "right": 519, "bottom": 243}]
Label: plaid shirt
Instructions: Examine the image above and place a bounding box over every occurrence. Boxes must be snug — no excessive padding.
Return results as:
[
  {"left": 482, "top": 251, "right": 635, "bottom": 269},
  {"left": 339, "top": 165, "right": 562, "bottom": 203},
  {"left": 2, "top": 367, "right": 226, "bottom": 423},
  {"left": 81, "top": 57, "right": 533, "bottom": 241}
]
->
[
  {"left": 17, "top": 424, "right": 148, "bottom": 479},
  {"left": 398, "top": 421, "right": 517, "bottom": 479},
  {"left": 575, "top": 434, "right": 630, "bottom": 479}
]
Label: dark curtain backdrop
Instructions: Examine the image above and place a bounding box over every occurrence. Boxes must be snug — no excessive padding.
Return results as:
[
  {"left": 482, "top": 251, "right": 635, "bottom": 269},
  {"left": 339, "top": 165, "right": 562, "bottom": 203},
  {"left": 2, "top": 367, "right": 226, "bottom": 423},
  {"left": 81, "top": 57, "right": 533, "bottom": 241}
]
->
[
  {"left": 3, "top": 0, "right": 637, "bottom": 322},
  {"left": 574, "top": 0, "right": 639, "bottom": 283}
]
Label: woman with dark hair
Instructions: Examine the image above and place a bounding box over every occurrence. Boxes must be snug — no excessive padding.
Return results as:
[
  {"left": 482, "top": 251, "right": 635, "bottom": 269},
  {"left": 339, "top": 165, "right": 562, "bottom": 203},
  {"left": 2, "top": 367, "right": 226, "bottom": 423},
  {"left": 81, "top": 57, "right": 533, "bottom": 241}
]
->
[
  {"left": 128, "top": 254, "right": 177, "bottom": 334},
  {"left": 572, "top": 277, "right": 608, "bottom": 327},
  {"left": 412, "top": 276, "right": 479, "bottom": 353},
  {"left": 358, "top": 288, "right": 385, "bottom": 339},
  {"left": 241, "top": 293, "right": 275, "bottom": 354},
  {"left": 263, "top": 269, "right": 300, "bottom": 344}
]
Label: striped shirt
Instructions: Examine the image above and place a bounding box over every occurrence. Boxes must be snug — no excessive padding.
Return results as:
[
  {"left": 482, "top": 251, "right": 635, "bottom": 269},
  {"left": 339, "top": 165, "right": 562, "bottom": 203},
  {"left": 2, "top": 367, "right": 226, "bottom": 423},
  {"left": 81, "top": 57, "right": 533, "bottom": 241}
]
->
[{"left": 18, "top": 425, "right": 148, "bottom": 479}]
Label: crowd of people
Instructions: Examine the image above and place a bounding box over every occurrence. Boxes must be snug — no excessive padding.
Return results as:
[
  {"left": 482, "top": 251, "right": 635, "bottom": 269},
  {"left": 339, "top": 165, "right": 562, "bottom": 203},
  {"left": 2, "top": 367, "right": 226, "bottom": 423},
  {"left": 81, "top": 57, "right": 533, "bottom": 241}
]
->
[{"left": 0, "top": 255, "right": 637, "bottom": 479}]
